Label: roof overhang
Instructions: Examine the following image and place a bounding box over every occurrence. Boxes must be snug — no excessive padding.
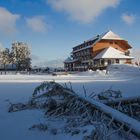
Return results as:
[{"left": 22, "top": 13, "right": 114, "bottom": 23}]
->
[{"left": 94, "top": 46, "right": 134, "bottom": 60}]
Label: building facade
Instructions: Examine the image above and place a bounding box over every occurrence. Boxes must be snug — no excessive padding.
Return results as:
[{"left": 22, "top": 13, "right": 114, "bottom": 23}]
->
[{"left": 64, "top": 30, "right": 133, "bottom": 71}]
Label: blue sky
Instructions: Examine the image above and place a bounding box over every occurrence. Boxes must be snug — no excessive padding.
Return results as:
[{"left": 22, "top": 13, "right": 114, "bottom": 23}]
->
[{"left": 0, "top": 0, "right": 140, "bottom": 66}]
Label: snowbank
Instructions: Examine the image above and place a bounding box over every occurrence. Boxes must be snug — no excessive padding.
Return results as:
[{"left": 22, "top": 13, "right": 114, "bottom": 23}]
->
[
  {"left": 0, "top": 64, "right": 140, "bottom": 83},
  {"left": 108, "top": 64, "right": 140, "bottom": 77},
  {"left": 73, "top": 69, "right": 106, "bottom": 76}
]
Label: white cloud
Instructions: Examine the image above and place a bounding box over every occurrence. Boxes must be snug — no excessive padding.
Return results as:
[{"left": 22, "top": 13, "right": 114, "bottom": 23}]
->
[
  {"left": 0, "top": 7, "right": 20, "bottom": 35},
  {"left": 47, "top": 0, "right": 120, "bottom": 23},
  {"left": 26, "top": 16, "right": 48, "bottom": 33},
  {"left": 121, "top": 13, "right": 135, "bottom": 25}
]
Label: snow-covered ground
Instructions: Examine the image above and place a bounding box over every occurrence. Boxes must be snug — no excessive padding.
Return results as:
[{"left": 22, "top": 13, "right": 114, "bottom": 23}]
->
[{"left": 0, "top": 64, "right": 140, "bottom": 140}]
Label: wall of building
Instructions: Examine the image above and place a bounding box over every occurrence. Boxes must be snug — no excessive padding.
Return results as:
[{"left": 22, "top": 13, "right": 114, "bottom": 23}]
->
[
  {"left": 92, "top": 39, "right": 130, "bottom": 57},
  {"left": 65, "top": 37, "right": 132, "bottom": 71}
]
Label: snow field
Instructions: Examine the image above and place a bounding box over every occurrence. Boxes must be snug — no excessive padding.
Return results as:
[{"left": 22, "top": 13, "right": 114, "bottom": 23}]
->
[{"left": 0, "top": 64, "right": 140, "bottom": 140}]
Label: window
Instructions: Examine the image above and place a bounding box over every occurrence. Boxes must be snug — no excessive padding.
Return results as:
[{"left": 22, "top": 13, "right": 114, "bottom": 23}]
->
[
  {"left": 101, "top": 59, "right": 104, "bottom": 65},
  {"left": 116, "top": 59, "right": 119, "bottom": 63},
  {"left": 108, "top": 60, "right": 112, "bottom": 65},
  {"left": 125, "top": 51, "right": 130, "bottom": 56}
]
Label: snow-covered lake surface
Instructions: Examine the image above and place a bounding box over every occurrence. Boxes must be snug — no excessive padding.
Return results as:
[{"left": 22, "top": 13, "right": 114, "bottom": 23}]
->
[{"left": 0, "top": 64, "right": 140, "bottom": 140}]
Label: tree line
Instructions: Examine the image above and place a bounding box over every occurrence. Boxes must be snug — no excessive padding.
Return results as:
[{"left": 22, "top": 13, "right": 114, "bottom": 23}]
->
[{"left": 0, "top": 42, "right": 31, "bottom": 71}]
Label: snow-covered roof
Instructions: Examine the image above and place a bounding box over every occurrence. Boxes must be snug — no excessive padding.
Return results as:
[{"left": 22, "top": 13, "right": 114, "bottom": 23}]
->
[
  {"left": 94, "top": 47, "right": 134, "bottom": 60},
  {"left": 64, "top": 57, "right": 72, "bottom": 63},
  {"left": 72, "top": 30, "right": 128, "bottom": 53},
  {"left": 64, "top": 57, "right": 78, "bottom": 63},
  {"left": 102, "top": 30, "right": 123, "bottom": 40}
]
